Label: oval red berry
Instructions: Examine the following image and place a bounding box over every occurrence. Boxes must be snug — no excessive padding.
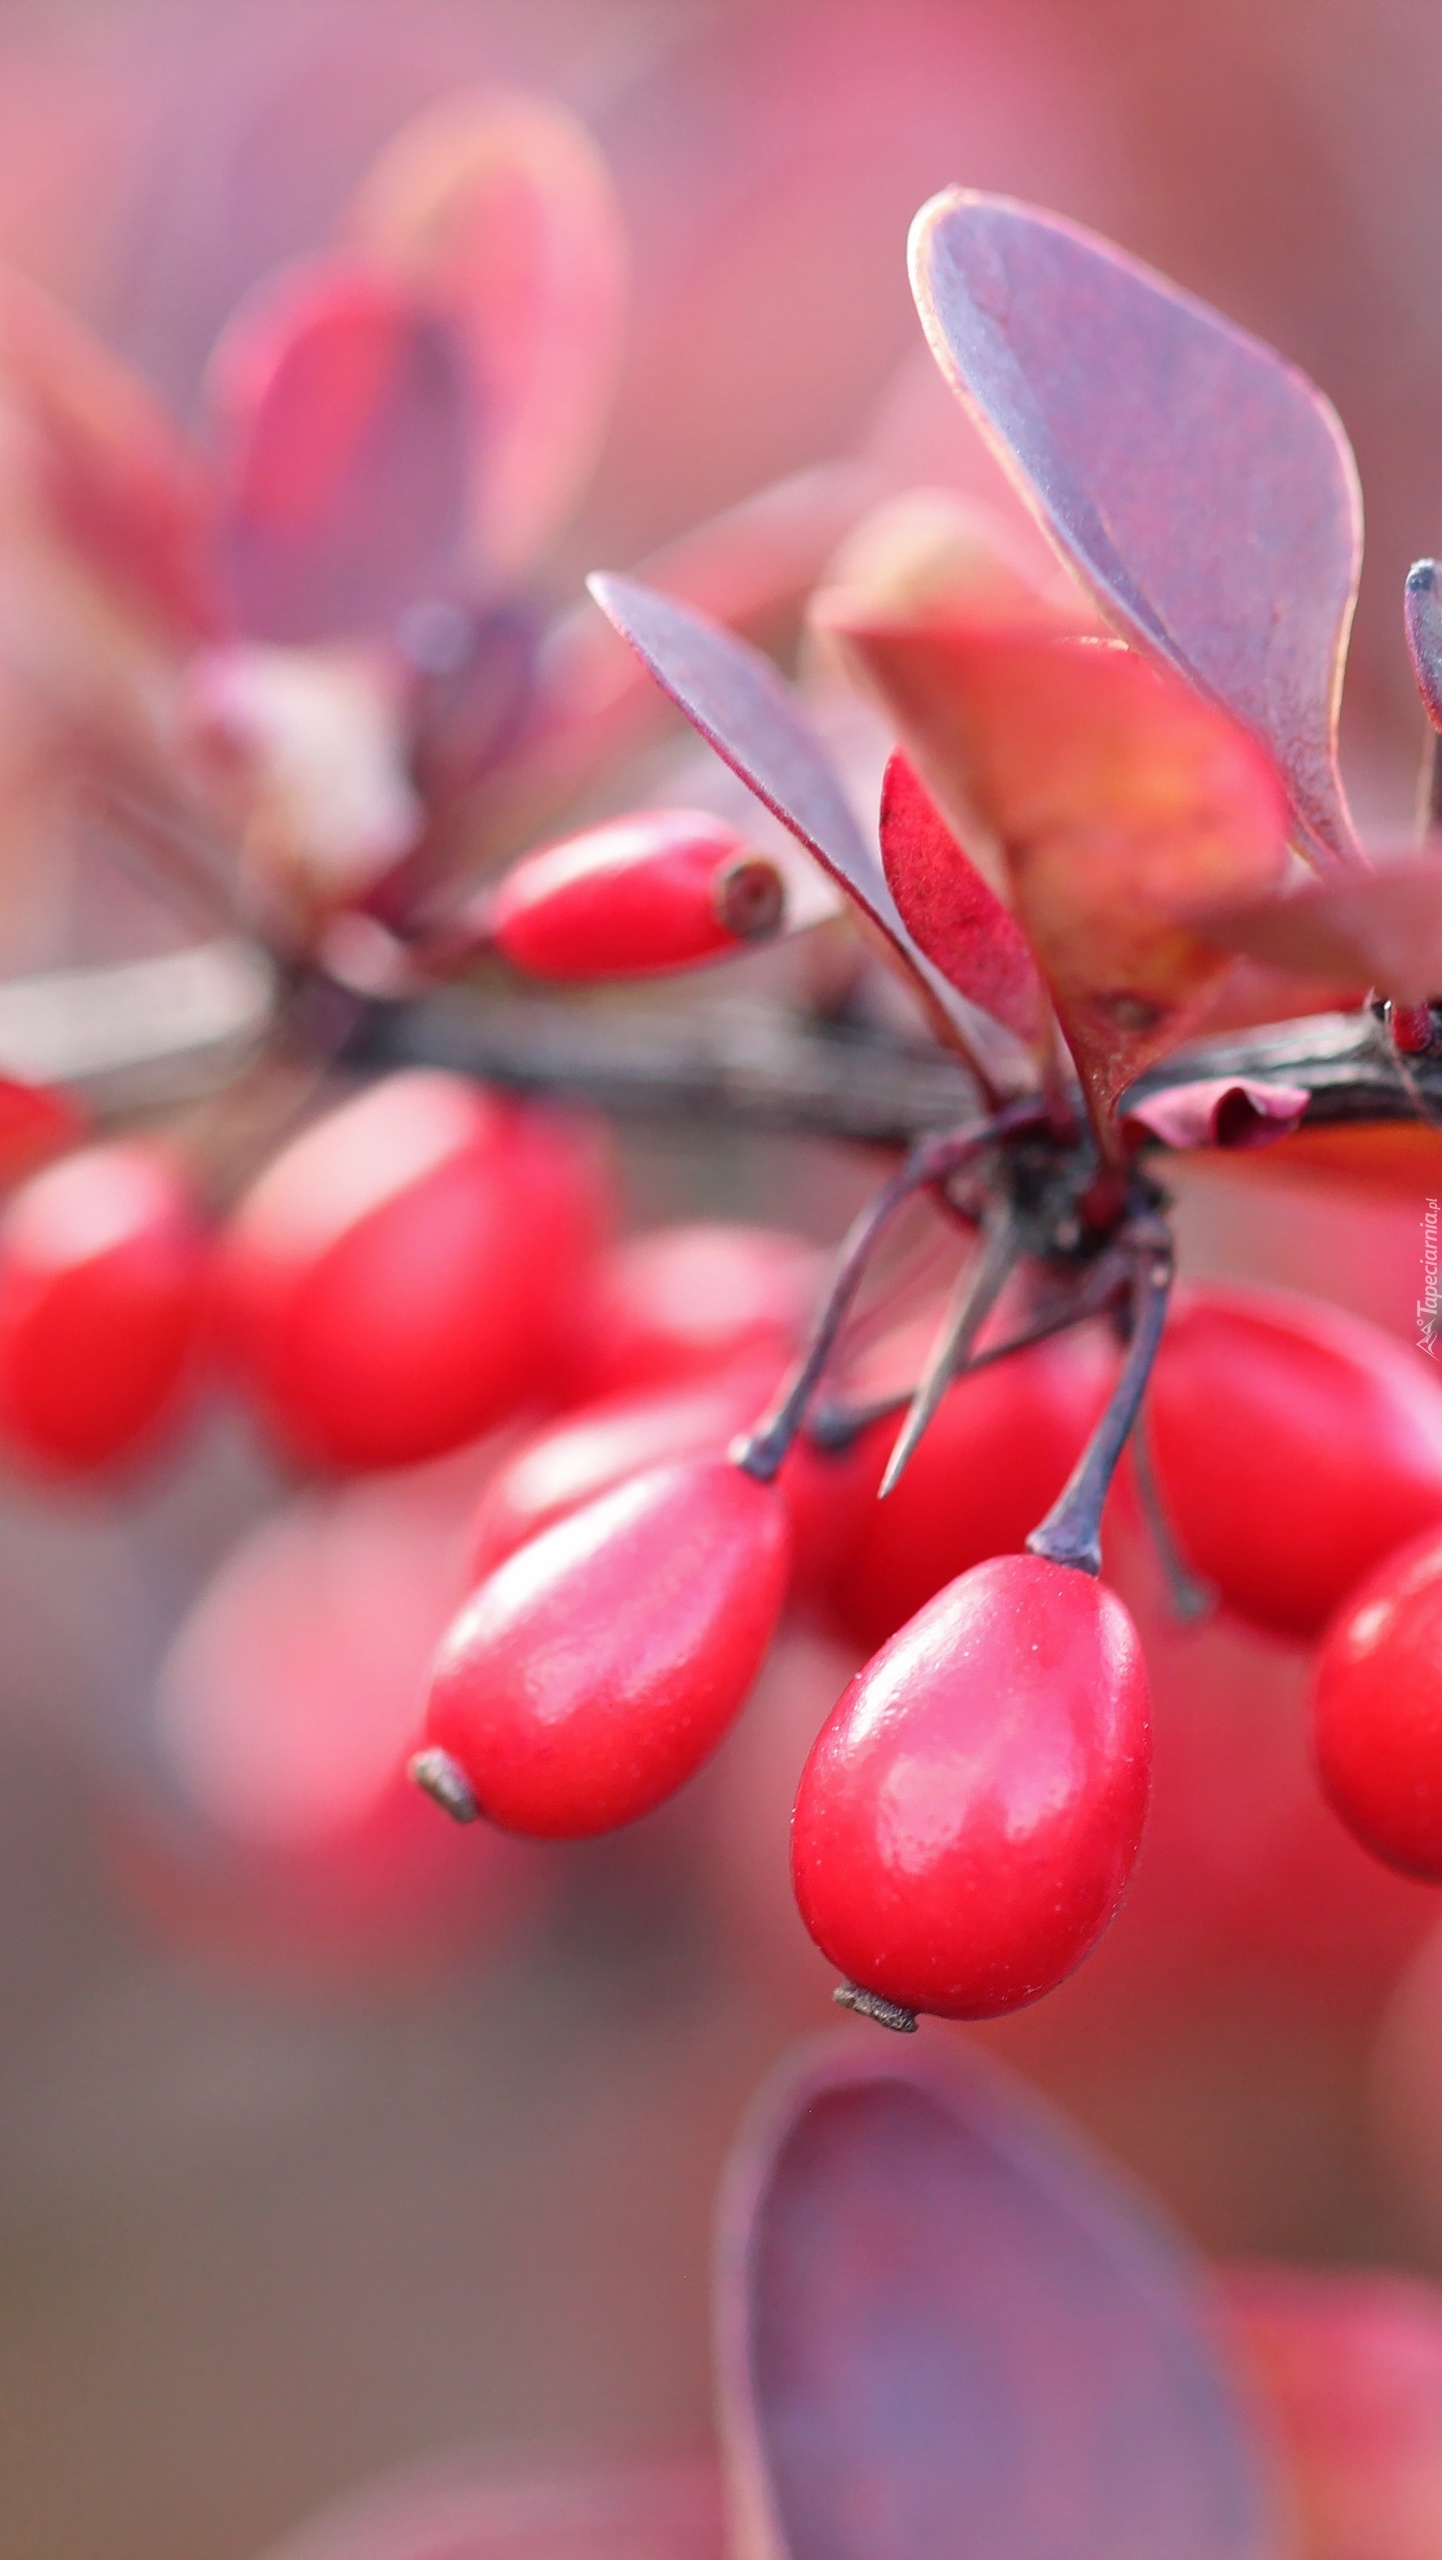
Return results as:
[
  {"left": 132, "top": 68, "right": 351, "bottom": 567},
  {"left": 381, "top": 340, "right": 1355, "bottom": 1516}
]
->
[
  {"left": 424, "top": 1456, "right": 791, "bottom": 1837},
  {"left": 791, "top": 1553, "right": 1151, "bottom": 2019}
]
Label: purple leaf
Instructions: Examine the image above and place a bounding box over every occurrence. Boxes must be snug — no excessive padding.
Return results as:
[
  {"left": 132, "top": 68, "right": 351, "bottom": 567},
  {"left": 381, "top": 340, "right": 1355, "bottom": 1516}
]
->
[
  {"left": 1121, "top": 1078, "right": 1310, "bottom": 1153},
  {"left": 587, "top": 575, "right": 1036, "bottom": 1097},
  {"left": 718, "top": 2038, "right": 1282, "bottom": 2560},
  {"left": 1405, "top": 561, "right": 1442, "bottom": 732},
  {"left": 909, "top": 191, "right": 1365, "bottom": 874},
  {"left": 209, "top": 260, "right": 472, "bottom": 645}
]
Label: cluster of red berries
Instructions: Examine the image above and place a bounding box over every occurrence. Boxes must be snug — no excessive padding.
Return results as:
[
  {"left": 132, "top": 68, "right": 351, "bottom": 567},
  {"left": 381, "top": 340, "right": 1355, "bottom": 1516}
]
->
[
  {"left": 14, "top": 805, "right": 1442, "bottom": 2026},
  {"left": 391, "top": 1117, "right": 1442, "bottom": 2029}
]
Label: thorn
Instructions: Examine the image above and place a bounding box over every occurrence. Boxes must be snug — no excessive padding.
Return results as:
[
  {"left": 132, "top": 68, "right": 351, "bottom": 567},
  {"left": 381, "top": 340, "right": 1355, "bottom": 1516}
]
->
[
  {"left": 834, "top": 1981, "right": 918, "bottom": 2033},
  {"left": 409, "top": 1747, "right": 481, "bottom": 1824},
  {"left": 878, "top": 1208, "right": 1023, "bottom": 1497}
]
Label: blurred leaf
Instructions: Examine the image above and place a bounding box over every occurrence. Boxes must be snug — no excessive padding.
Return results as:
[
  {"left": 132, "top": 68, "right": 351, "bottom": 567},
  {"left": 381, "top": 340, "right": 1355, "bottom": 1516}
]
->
[
  {"left": 352, "top": 88, "right": 627, "bottom": 593},
  {"left": 909, "top": 191, "right": 1365, "bottom": 873},
  {"left": 256, "top": 2452, "right": 724, "bottom": 2560},
  {"left": 1224, "top": 2266, "right": 1442, "bottom": 2560},
  {"left": 878, "top": 749, "right": 1046, "bottom": 1047},
  {"left": 587, "top": 573, "right": 1036, "bottom": 1097},
  {"left": 0, "top": 269, "right": 215, "bottom": 643},
  {"left": 718, "top": 2037, "right": 1283, "bottom": 2559},
  {"left": 1196, "top": 860, "right": 1442, "bottom": 1003},
  {"left": 208, "top": 258, "right": 471, "bottom": 644},
  {"left": 830, "top": 615, "right": 1288, "bottom": 1134}
]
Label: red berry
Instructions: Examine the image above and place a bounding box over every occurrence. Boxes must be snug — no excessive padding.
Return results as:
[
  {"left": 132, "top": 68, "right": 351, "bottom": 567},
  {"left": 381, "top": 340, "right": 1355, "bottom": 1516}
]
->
[
  {"left": 1148, "top": 1284, "right": 1442, "bottom": 1638},
  {"left": 0, "top": 1141, "right": 210, "bottom": 1473},
  {"left": 791, "top": 1554, "right": 1151, "bottom": 2019},
  {"left": 468, "top": 1356, "right": 784, "bottom": 1582},
  {"left": 215, "top": 1071, "right": 612, "bottom": 1471},
  {"left": 490, "top": 809, "right": 784, "bottom": 981},
  {"left": 569, "top": 1220, "right": 821, "bottom": 1402},
  {"left": 827, "top": 1323, "right": 1116, "bottom": 1652},
  {"left": 1310, "top": 1524, "right": 1442, "bottom": 1879},
  {"left": 422, "top": 1456, "right": 791, "bottom": 1836}
]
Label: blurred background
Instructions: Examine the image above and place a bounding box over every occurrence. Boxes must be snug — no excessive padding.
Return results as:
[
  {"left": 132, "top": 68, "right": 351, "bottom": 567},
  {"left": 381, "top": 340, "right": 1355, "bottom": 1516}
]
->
[{"left": 2, "top": 2, "right": 1442, "bottom": 2552}]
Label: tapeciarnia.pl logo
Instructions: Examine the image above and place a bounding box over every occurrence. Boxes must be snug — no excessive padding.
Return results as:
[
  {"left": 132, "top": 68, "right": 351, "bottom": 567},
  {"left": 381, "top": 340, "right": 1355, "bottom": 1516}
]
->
[{"left": 1420, "top": 1198, "right": 1440, "bottom": 1358}]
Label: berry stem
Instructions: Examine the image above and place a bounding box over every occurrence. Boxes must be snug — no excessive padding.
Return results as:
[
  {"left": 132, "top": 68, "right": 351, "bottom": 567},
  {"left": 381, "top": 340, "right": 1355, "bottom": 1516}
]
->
[
  {"left": 733, "top": 1103, "right": 1041, "bottom": 1484},
  {"left": 1026, "top": 1226, "right": 1174, "bottom": 1577}
]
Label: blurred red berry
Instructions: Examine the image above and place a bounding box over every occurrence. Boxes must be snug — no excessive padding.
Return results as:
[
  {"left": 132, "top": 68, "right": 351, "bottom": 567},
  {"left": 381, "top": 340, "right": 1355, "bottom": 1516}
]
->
[
  {"left": 467, "top": 1356, "right": 784, "bottom": 1583},
  {"left": 792, "top": 1554, "right": 1151, "bottom": 2019},
  {"left": 423, "top": 1456, "right": 791, "bottom": 1837},
  {"left": 570, "top": 1219, "right": 822, "bottom": 1403},
  {"left": 1148, "top": 1283, "right": 1442, "bottom": 1638},
  {"left": 1310, "top": 1524, "right": 1442, "bottom": 1879},
  {"left": 0, "top": 1140, "right": 210, "bottom": 1474},
  {"left": 215, "top": 1070, "right": 613, "bottom": 1471}
]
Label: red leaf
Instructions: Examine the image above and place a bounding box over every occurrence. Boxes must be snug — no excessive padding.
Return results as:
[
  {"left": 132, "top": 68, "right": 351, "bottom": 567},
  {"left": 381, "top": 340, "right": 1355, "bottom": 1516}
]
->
[
  {"left": 830, "top": 613, "right": 1289, "bottom": 1138},
  {"left": 0, "top": 1075, "right": 83, "bottom": 1183},
  {"left": 351, "top": 89, "right": 626, "bottom": 593},
  {"left": 209, "top": 259, "right": 470, "bottom": 644},
  {"left": 1121, "top": 1078, "right": 1310, "bottom": 1153},
  {"left": 878, "top": 750, "right": 1045, "bottom": 1047},
  {"left": 909, "top": 191, "right": 1365, "bottom": 873},
  {"left": 719, "top": 2038, "right": 1281, "bottom": 2560},
  {"left": 587, "top": 574, "right": 1036, "bottom": 1097}
]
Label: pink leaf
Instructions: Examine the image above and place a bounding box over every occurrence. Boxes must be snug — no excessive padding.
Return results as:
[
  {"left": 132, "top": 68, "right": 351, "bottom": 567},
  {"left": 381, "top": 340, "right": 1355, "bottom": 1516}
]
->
[
  {"left": 1121, "top": 1079, "right": 1310, "bottom": 1153},
  {"left": 587, "top": 574, "right": 1036, "bottom": 1097},
  {"left": 878, "top": 750, "right": 1046, "bottom": 1046},
  {"left": 208, "top": 258, "right": 471, "bottom": 644},
  {"left": 1195, "top": 861, "right": 1442, "bottom": 1003},
  {"left": 0, "top": 269, "right": 214, "bottom": 642},
  {"left": 351, "top": 89, "right": 626, "bottom": 594},
  {"left": 909, "top": 191, "right": 1365, "bottom": 873},
  {"left": 718, "top": 2037, "right": 1282, "bottom": 2560}
]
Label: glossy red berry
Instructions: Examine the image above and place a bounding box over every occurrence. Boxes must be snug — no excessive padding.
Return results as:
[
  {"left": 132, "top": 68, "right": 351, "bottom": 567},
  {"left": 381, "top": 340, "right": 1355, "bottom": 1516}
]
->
[
  {"left": 0, "top": 1141, "right": 210, "bottom": 1473},
  {"left": 1148, "top": 1283, "right": 1442, "bottom": 1638},
  {"left": 827, "top": 1324, "right": 1116, "bottom": 1652},
  {"left": 791, "top": 1553, "right": 1151, "bottom": 2020},
  {"left": 569, "top": 1219, "right": 821, "bottom": 1402},
  {"left": 490, "top": 809, "right": 784, "bottom": 981},
  {"left": 215, "top": 1070, "right": 612, "bottom": 1471},
  {"left": 422, "top": 1456, "right": 791, "bottom": 1837},
  {"left": 1310, "top": 1525, "right": 1442, "bottom": 1879}
]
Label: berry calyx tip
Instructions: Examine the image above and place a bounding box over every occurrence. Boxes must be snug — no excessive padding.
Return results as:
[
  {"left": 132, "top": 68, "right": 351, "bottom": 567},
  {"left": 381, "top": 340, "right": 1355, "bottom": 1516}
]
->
[
  {"left": 409, "top": 1746, "right": 481, "bottom": 1824},
  {"left": 833, "top": 1980, "right": 918, "bottom": 2034}
]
